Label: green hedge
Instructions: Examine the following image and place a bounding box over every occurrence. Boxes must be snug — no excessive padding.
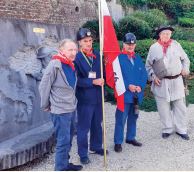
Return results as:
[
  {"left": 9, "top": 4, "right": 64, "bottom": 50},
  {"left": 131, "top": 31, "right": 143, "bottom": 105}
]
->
[
  {"left": 118, "top": 16, "right": 152, "bottom": 40},
  {"left": 172, "top": 27, "right": 194, "bottom": 41},
  {"left": 184, "top": 12, "right": 194, "bottom": 19},
  {"left": 132, "top": 9, "right": 168, "bottom": 28},
  {"left": 120, "top": 0, "right": 147, "bottom": 8},
  {"left": 118, "top": 9, "right": 168, "bottom": 40},
  {"left": 178, "top": 17, "right": 194, "bottom": 27},
  {"left": 179, "top": 40, "right": 194, "bottom": 73},
  {"left": 82, "top": 20, "right": 99, "bottom": 41}
]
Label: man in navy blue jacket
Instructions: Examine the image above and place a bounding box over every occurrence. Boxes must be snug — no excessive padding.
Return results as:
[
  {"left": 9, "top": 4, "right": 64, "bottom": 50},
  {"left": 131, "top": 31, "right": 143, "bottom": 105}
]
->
[
  {"left": 114, "top": 33, "right": 147, "bottom": 153},
  {"left": 74, "top": 28, "right": 106, "bottom": 164}
]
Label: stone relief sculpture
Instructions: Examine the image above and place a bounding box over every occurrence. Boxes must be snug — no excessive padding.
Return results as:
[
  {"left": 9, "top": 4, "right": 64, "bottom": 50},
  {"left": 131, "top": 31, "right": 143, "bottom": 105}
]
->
[{"left": 0, "top": 36, "right": 58, "bottom": 142}]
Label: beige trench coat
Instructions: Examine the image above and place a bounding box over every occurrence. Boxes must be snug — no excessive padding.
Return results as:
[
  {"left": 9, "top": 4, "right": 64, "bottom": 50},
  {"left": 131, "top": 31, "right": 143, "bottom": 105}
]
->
[{"left": 146, "top": 40, "right": 190, "bottom": 102}]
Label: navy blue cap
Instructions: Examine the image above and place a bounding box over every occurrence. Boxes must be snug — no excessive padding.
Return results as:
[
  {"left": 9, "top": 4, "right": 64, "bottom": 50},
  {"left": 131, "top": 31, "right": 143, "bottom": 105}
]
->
[
  {"left": 76, "top": 28, "right": 92, "bottom": 41},
  {"left": 123, "top": 33, "right": 136, "bottom": 44}
]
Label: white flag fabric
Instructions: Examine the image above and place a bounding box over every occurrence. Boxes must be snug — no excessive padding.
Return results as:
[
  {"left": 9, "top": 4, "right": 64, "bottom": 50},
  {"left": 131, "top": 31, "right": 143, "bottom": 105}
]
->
[{"left": 113, "top": 57, "right": 126, "bottom": 96}]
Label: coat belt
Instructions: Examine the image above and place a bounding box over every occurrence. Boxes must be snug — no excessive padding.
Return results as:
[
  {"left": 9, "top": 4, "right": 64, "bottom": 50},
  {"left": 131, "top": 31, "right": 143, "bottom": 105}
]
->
[{"left": 164, "top": 73, "right": 181, "bottom": 79}]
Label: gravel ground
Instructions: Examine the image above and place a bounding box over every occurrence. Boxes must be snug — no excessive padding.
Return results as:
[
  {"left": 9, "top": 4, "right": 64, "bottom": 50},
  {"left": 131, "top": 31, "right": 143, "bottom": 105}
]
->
[{"left": 12, "top": 102, "right": 194, "bottom": 171}]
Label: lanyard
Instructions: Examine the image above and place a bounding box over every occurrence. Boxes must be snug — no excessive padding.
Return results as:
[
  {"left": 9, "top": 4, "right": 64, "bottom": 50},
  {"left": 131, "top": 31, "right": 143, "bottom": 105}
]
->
[{"left": 81, "top": 51, "right": 93, "bottom": 69}]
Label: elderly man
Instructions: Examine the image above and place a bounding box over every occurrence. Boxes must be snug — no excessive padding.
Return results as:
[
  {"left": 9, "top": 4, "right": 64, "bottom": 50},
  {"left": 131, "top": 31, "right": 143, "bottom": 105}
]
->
[
  {"left": 74, "top": 28, "right": 106, "bottom": 164},
  {"left": 114, "top": 33, "right": 147, "bottom": 153},
  {"left": 39, "top": 39, "right": 83, "bottom": 171},
  {"left": 146, "top": 26, "right": 190, "bottom": 140}
]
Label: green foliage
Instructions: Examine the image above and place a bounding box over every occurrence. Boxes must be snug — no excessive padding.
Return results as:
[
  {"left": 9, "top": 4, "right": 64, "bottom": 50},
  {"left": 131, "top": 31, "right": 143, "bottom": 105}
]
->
[
  {"left": 118, "top": 16, "right": 152, "bottom": 40},
  {"left": 135, "top": 39, "right": 154, "bottom": 61},
  {"left": 179, "top": 40, "right": 194, "bottom": 73},
  {"left": 82, "top": 20, "right": 99, "bottom": 41},
  {"left": 120, "top": 0, "right": 147, "bottom": 8},
  {"left": 146, "top": 0, "right": 183, "bottom": 19},
  {"left": 184, "top": 12, "right": 194, "bottom": 19},
  {"left": 118, "top": 9, "right": 168, "bottom": 40},
  {"left": 132, "top": 9, "right": 168, "bottom": 28},
  {"left": 82, "top": 19, "right": 119, "bottom": 41},
  {"left": 187, "top": 79, "right": 194, "bottom": 105},
  {"left": 140, "top": 84, "right": 157, "bottom": 112},
  {"left": 172, "top": 27, "right": 194, "bottom": 41},
  {"left": 178, "top": 17, "right": 194, "bottom": 27}
]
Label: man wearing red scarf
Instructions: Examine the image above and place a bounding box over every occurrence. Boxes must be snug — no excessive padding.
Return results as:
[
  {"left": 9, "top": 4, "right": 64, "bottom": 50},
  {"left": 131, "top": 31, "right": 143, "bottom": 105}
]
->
[
  {"left": 39, "top": 39, "right": 83, "bottom": 171},
  {"left": 74, "top": 28, "right": 106, "bottom": 165},
  {"left": 146, "top": 26, "right": 190, "bottom": 140},
  {"left": 114, "top": 33, "right": 147, "bottom": 153}
]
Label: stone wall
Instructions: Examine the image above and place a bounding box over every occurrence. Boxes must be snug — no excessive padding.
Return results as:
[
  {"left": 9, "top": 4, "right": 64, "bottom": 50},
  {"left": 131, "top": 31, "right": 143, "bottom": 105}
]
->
[{"left": 0, "top": 0, "right": 98, "bottom": 26}]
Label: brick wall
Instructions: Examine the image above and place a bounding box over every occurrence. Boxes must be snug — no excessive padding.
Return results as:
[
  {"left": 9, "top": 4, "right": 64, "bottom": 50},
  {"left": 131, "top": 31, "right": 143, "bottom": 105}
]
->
[{"left": 0, "top": 0, "right": 98, "bottom": 26}]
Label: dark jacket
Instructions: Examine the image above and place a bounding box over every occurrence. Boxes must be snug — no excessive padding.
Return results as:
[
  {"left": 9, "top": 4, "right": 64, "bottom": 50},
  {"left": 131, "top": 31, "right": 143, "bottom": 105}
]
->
[
  {"left": 74, "top": 50, "right": 102, "bottom": 105},
  {"left": 118, "top": 53, "right": 148, "bottom": 104}
]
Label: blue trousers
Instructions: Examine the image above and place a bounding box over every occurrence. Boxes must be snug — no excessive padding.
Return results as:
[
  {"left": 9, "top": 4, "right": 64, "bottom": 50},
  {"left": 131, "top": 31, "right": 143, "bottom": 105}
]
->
[
  {"left": 51, "top": 112, "right": 75, "bottom": 171},
  {"left": 77, "top": 104, "right": 102, "bottom": 158},
  {"left": 114, "top": 103, "right": 138, "bottom": 144}
]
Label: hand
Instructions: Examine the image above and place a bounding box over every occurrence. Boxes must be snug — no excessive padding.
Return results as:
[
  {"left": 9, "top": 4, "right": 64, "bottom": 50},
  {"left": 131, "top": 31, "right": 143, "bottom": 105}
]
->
[
  {"left": 93, "top": 78, "right": 104, "bottom": 86},
  {"left": 154, "top": 77, "right": 161, "bottom": 86},
  {"left": 136, "top": 86, "right": 142, "bottom": 93},
  {"left": 129, "top": 84, "right": 136, "bottom": 92},
  {"left": 181, "top": 69, "right": 187, "bottom": 76},
  {"left": 44, "top": 107, "right": 50, "bottom": 112}
]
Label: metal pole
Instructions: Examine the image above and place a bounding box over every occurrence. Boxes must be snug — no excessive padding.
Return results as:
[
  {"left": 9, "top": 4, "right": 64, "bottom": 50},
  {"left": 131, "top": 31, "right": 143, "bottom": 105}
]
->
[{"left": 98, "top": 0, "right": 107, "bottom": 168}]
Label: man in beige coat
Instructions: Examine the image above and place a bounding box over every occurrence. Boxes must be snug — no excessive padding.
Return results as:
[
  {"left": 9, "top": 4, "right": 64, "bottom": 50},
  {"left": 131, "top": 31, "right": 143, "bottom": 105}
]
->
[{"left": 146, "top": 26, "right": 190, "bottom": 140}]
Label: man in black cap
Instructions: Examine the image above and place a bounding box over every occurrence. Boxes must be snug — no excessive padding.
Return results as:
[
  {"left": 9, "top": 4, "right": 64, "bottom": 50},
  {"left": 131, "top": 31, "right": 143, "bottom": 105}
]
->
[
  {"left": 114, "top": 32, "right": 147, "bottom": 153},
  {"left": 146, "top": 25, "right": 190, "bottom": 140},
  {"left": 74, "top": 28, "right": 106, "bottom": 164}
]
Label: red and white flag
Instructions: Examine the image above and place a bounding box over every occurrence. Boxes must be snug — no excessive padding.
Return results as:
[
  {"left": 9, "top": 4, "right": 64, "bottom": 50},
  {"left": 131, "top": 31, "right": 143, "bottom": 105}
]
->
[{"left": 100, "top": 0, "right": 126, "bottom": 112}]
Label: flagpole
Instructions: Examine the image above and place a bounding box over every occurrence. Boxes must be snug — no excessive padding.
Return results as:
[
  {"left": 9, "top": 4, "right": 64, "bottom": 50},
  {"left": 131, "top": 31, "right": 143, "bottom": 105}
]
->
[{"left": 98, "top": 0, "right": 107, "bottom": 168}]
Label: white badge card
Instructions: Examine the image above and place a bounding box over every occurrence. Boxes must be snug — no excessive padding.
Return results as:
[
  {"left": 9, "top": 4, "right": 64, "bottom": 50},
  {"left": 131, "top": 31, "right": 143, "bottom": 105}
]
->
[{"left": 88, "top": 71, "right": 96, "bottom": 79}]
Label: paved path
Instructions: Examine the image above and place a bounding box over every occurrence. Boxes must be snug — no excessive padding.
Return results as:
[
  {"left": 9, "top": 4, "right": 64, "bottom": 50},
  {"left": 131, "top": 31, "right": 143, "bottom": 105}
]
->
[{"left": 13, "top": 103, "right": 194, "bottom": 171}]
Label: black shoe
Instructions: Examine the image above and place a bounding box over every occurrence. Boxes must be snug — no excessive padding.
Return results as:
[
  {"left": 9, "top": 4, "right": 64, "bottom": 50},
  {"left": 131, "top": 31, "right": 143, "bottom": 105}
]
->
[
  {"left": 162, "top": 133, "right": 171, "bottom": 139},
  {"left": 80, "top": 157, "right": 91, "bottom": 165},
  {"left": 89, "top": 149, "right": 109, "bottom": 156},
  {"left": 126, "top": 139, "right": 142, "bottom": 147},
  {"left": 176, "top": 132, "right": 190, "bottom": 140},
  {"left": 114, "top": 144, "right": 122, "bottom": 152},
  {"left": 66, "top": 163, "right": 83, "bottom": 171}
]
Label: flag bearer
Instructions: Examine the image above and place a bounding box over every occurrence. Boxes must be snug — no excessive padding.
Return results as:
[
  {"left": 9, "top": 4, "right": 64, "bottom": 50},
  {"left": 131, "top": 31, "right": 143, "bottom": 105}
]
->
[{"left": 74, "top": 28, "right": 107, "bottom": 164}]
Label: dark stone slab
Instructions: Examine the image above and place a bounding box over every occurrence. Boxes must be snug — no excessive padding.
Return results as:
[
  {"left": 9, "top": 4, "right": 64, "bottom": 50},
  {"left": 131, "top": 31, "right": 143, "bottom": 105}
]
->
[{"left": 0, "top": 122, "right": 54, "bottom": 170}]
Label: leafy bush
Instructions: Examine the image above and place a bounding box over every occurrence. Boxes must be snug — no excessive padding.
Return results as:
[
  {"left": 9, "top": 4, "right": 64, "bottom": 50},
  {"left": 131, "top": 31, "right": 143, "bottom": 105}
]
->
[
  {"left": 82, "top": 19, "right": 119, "bottom": 41},
  {"left": 135, "top": 39, "right": 154, "bottom": 62},
  {"left": 187, "top": 79, "right": 194, "bottom": 104},
  {"left": 183, "top": 12, "right": 194, "bottom": 19},
  {"left": 82, "top": 20, "right": 99, "bottom": 41},
  {"left": 118, "top": 16, "right": 152, "bottom": 40},
  {"left": 140, "top": 84, "right": 157, "bottom": 112},
  {"left": 178, "top": 17, "right": 194, "bottom": 27},
  {"left": 179, "top": 40, "right": 194, "bottom": 73},
  {"left": 132, "top": 9, "right": 168, "bottom": 28},
  {"left": 120, "top": 0, "right": 147, "bottom": 8},
  {"left": 172, "top": 27, "right": 194, "bottom": 41},
  {"left": 146, "top": 0, "right": 193, "bottom": 20}
]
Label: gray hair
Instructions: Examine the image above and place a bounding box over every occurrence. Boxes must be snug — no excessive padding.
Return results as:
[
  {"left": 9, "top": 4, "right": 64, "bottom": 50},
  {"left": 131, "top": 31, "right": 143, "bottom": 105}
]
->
[{"left": 58, "top": 39, "right": 77, "bottom": 50}]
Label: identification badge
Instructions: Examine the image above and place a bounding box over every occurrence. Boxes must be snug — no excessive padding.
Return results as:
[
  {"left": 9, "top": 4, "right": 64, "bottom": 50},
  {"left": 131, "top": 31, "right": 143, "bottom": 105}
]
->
[{"left": 88, "top": 71, "right": 96, "bottom": 79}]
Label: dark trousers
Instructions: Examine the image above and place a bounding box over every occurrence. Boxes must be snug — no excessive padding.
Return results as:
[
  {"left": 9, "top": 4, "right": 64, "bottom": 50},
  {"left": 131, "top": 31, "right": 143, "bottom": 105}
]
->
[
  {"left": 77, "top": 104, "right": 102, "bottom": 158},
  {"left": 51, "top": 112, "right": 75, "bottom": 171},
  {"left": 114, "top": 103, "right": 138, "bottom": 144}
]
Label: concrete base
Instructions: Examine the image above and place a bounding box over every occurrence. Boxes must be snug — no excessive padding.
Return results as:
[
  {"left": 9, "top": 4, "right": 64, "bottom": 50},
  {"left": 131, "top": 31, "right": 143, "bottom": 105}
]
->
[{"left": 0, "top": 122, "right": 55, "bottom": 170}]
